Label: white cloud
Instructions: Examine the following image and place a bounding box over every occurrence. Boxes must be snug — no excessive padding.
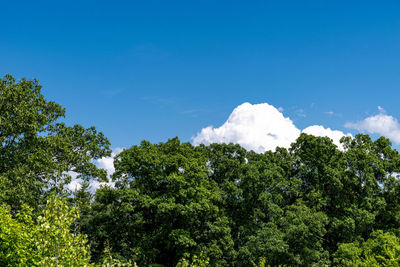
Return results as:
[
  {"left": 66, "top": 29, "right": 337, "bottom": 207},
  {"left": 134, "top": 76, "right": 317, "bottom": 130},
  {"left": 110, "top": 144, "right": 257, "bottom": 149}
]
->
[
  {"left": 65, "top": 147, "right": 125, "bottom": 192},
  {"left": 345, "top": 109, "right": 400, "bottom": 144},
  {"left": 89, "top": 180, "right": 115, "bottom": 191},
  {"left": 302, "top": 125, "right": 352, "bottom": 149},
  {"left": 378, "top": 106, "right": 386, "bottom": 113},
  {"left": 91, "top": 147, "right": 124, "bottom": 190},
  {"left": 96, "top": 147, "right": 124, "bottom": 176},
  {"left": 295, "top": 109, "right": 306, "bottom": 118},
  {"left": 96, "top": 147, "right": 124, "bottom": 177},
  {"left": 66, "top": 171, "right": 82, "bottom": 192},
  {"left": 192, "top": 103, "right": 300, "bottom": 153},
  {"left": 193, "top": 102, "right": 351, "bottom": 153}
]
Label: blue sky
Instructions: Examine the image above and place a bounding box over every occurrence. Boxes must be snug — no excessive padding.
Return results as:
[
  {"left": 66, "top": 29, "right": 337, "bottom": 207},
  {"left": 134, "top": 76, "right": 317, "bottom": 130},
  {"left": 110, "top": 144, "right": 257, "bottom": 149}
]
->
[{"left": 1, "top": 1, "right": 400, "bottom": 150}]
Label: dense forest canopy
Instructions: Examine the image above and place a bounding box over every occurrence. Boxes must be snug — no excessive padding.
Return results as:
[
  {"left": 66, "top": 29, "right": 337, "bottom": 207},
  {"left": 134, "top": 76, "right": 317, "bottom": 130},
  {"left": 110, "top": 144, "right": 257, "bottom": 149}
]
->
[{"left": 2, "top": 75, "right": 400, "bottom": 266}]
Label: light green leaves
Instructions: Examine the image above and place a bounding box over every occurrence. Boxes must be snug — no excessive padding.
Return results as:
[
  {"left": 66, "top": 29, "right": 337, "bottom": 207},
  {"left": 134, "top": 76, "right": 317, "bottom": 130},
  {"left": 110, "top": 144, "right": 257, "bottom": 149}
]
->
[{"left": 0, "top": 195, "right": 91, "bottom": 266}]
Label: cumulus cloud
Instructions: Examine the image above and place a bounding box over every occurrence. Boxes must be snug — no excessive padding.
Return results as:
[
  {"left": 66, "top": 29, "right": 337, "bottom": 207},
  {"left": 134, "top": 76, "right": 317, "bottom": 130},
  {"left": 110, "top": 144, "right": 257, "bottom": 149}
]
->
[
  {"left": 345, "top": 108, "right": 400, "bottom": 144},
  {"left": 302, "top": 125, "right": 352, "bottom": 149},
  {"left": 193, "top": 102, "right": 351, "bottom": 153},
  {"left": 192, "top": 103, "right": 300, "bottom": 153}
]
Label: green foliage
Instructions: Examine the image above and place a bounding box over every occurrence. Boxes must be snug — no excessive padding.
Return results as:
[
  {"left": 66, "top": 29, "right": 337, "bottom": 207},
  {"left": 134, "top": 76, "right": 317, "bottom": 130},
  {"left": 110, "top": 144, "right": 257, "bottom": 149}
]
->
[
  {"left": 280, "top": 202, "right": 330, "bottom": 265},
  {"left": 334, "top": 230, "right": 400, "bottom": 266},
  {"left": 5, "top": 73, "right": 400, "bottom": 266},
  {"left": 251, "top": 257, "right": 288, "bottom": 267},
  {"left": 97, "top": 243, "right": 137, "bottom": 267},
  {"left": 0, "top": 204, "right": 36, "bottom": 266},
  {"left": 0, "top": 194, "right": 91, "bottom": 266},
  {"left": 81, "top": 133, "right": 400, "bottom": 266},
  {"left": 238, "top": 222, "right": 288, "bottom": 265},
  {"left": 35, "top": 194, "right": 92, "bottom": 266},
  {"left": 0, "top": 74, "right": 110, "bottom": 212},
  {"left": 252, "top": 257, "right": 267, "bottom": 267},
  {"left": 84, "top": 138, "right": 235, "bottom": 266},
  {"left": 176, "top": 252, "right": 209, "bottom": 267}
]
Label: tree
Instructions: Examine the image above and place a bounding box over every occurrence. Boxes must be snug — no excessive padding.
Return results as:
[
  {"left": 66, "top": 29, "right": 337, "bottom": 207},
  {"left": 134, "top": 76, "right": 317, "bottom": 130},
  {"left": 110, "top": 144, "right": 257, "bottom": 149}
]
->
[
  {"left": 288, "top": 133, "right": 400, "bottom": 256},
  {"left": 79, "top": 133, "right": 400, "bottom": 266},
  {"left": 279, "top": 202, "right": 329, "bottom": 265},
  {"left": 333, "top": 230, "right": 400, "bottom": 266},
  {"left": 0, "top": 194, "right": 91, "bottom": 266},
  {"left": 84, "top": 138, "right": 235, "bottom": 266},
  {"left": 0, "top": 204, "right": 36, "bottom": 266},
  {"left": 35, "top": 194, "right": 92, "bottom": 266},
  {"left": 201, "top": 143, "right": 299, "bottom": 266},
  {"left": 0, "top": 74, "right": 111, "bottom": 212}
]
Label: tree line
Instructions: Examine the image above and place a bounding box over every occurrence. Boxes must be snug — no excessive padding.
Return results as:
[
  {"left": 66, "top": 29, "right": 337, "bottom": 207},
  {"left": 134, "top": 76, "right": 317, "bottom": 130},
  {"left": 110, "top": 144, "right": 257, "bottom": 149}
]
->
[{"left": 2, "top": 75, "right": 400, "bottom": 266}]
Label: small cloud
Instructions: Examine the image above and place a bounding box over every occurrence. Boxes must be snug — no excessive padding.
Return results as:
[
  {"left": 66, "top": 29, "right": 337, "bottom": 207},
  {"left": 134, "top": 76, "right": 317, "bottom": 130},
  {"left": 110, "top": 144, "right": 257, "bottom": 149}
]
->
[
  {"left": 91, "top": 147, "right": 125, "bottom": 190},
  {"left": 278, "top": 107, "right": 284, "bottom": 112},
  {"left": 67, "top": 180, "right": 82, "bottom": 191},
  {"left": 378, "top": 106, "right": 386, "bottom": 113},
  {"left": 89, "top": 180, "right": 115, "bottom": 191},
  {"left": 181, "top": 108, "right": 211, "bottom": 117},
  {"left": 102, "top": 88, "right": 124, "bottom": 98},
  {"left": 325, "top": 111, "right": 334, "bottom": 116},
  {"left": 295, "top": 109, "right": 306, "bottom": 118},
  {"left": 65, "top": 148, "right": 125, "bottom": 193},
  {"left": 141, "top": 96, "right": 178, "bottom": 109},
  {"left": 66, "top": 171, "right": 82, "bottom": 192},
  {"left": 345, "top": 111, "right": 400, "bottom": 144},
  {"left": 96, "top": 147, "right": 124, "bottom": 177}
]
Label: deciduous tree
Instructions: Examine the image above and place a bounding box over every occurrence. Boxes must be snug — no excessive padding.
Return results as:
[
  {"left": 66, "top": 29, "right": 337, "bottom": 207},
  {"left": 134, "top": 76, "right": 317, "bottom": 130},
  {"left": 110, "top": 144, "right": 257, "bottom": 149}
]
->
[{"left": 0, "top": 74, "right": 110, "bottom": 211}]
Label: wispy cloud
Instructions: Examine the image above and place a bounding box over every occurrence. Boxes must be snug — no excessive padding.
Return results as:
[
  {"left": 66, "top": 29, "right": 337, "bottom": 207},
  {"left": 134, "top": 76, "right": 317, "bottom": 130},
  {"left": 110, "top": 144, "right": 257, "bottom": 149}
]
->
[
  {"left": 378, "top": 106, "right": 386, "bottom": 113},
  {"left": 119, "top": 43, "right": 170, "bottom": 62},
  {"left": 295, "top": 108, "right": 306, "bottom": 118},
  {"left": 141, "top": 96, "right": 178, "bottom": 106},
  {"left": 102, "top": 88, "right": 124, "bottom": 98}
]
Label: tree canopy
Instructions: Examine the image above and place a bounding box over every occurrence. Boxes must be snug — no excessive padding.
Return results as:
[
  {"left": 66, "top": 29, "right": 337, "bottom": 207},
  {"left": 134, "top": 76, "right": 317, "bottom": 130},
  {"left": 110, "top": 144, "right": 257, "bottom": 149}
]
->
[
  {"left": 0, "top": 74, "right": 111, "bottom": 211},
  {"left": 3, "top": 74, "right": 400, "bottom": 266},
  {"left": 82, "top": 133, "right": 400, "bottom": 266}
]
